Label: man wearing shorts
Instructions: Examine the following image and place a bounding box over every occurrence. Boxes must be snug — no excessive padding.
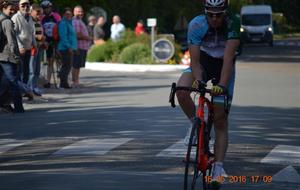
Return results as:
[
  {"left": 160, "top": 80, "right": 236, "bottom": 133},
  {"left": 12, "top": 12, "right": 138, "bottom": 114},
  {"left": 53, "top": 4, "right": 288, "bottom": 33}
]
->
[
  {"left": 72, "top": 5, "right": 91, "bottom": 87},
  {"left": 176, "top": 0, "right": 240, "bottom": 187}
]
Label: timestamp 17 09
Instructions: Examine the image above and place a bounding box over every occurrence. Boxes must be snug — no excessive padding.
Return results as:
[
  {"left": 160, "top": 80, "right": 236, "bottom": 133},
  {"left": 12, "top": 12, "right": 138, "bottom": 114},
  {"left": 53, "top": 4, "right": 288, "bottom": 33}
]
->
[{"left": 204, "top": 175, "right": 273, "bottom": 184}]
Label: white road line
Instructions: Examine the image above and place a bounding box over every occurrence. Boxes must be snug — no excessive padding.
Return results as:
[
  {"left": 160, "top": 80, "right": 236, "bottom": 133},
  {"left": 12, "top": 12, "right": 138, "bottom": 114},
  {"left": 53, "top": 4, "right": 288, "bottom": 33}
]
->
[
  {"left": 53, "top": 138, "right": 133, "bottom": 156},
  {"left": 156, "top": 139, "right": 215, "bottom": 158},
  {"left": 156, "top": 140, "right": 187, "bottom": 158},
  {"left": 261, "top": 145, "right": 300, "bottom": 166},
  {"left": 0, "top": 139, "right": 27, "bottom": 154},
  {"left": 273, "top": 165, "right": 300, "bottom": 183}
]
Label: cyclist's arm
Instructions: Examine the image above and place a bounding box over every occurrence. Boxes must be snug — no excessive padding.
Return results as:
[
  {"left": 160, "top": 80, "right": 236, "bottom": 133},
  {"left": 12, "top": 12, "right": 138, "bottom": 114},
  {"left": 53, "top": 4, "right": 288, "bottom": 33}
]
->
[
  {"left": 189, "top": 44, "right": 204, "bottom": 81},
  {"left": 219, "top": 39, "right": 240, "bottom": 86}
]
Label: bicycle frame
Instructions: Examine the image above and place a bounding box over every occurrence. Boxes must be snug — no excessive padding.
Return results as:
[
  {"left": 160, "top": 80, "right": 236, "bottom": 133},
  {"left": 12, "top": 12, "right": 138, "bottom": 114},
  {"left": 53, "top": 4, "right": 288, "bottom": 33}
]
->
[
  {"left": 196, "top": 91, "right": 215, "bottom": 172},
  {"left": 169, "top": 82, "right": 228, "bottom": 190},
  {"left": 169, "top": 83, "right": 216, "bottom": 169}
]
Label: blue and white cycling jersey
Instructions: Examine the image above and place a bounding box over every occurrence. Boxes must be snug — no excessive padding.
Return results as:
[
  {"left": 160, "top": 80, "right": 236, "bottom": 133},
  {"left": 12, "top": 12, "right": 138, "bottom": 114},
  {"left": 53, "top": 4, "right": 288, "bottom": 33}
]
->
[
  {"left": 186, "top": 12, "right": 240, "bottom": 105},
  {"left": 187, "top": 13, "right": 240, "bottom": 58}
]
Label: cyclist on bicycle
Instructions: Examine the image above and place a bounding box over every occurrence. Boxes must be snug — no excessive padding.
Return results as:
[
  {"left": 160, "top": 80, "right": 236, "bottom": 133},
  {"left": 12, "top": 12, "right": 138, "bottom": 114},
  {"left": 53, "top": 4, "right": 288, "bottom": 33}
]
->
[
  {"left": 40, "top": 0, "right": 61, "bottom": 88},
  {"left": 176, "top": 0, "right": 240, "bottom": 187}
]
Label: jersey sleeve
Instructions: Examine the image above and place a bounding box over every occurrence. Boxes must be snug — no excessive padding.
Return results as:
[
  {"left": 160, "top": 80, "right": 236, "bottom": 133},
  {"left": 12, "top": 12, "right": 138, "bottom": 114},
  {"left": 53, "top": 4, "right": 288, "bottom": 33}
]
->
[
  {"left": 227, "top": 14, "right": 240, "bottom": 40},
  {"left": 187, "top": 15, "right": 208, "bottom": 46}
]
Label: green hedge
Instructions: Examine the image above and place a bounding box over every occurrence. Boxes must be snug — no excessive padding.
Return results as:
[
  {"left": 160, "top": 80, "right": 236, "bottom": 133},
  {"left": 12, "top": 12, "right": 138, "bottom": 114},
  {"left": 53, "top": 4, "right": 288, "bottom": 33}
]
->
[
  {"left": 119, "top": 43, "right": 151, "bottom": 64},
  {"left": 87, "top": 29, "right": 181, "bottom": 64},
  {"left": 87, "top": 30, "right": 151, "bottom": 63}
]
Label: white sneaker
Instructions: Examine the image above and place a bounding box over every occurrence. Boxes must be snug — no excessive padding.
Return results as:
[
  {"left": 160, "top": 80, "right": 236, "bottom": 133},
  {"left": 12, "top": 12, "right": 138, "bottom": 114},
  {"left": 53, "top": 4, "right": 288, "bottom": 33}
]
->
[
  {"left": 211, "top": 163, "right": 227, "bottom": 189},
  {"left": 184, "top": 125, "right": 197, "bottom": 146}
]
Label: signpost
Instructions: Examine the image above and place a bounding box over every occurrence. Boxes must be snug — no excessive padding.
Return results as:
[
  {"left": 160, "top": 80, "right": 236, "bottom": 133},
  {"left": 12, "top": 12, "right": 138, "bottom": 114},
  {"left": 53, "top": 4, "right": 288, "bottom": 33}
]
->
[
  {"left": 152, "top": 38, "right": 175, "bottom": 62},
  {"left": 147, "top": 18, "right": 157, "bottom": 61},
  {"left": 147, "top": 18, "right": 175, "bottom": 63}
]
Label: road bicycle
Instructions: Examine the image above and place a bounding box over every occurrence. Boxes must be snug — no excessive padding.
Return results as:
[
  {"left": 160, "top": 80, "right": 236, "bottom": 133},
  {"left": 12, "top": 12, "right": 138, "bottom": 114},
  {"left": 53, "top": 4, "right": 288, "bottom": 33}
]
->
[
  {"left": 41, "top": 47, "right": 62, "bottom": 89},
  {"left": 52, "top": 49, "right": 63, "bottom": 88},
  {"left": 169, "top": 82, "right": 229, "bottom": 190}
]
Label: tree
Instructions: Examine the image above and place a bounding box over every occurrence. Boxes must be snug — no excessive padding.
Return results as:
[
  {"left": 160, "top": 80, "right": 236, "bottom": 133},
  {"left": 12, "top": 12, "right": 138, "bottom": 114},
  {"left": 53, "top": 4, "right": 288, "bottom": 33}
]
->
[{"left": 37, "top": 0, "right": 299, "bottom": 32}]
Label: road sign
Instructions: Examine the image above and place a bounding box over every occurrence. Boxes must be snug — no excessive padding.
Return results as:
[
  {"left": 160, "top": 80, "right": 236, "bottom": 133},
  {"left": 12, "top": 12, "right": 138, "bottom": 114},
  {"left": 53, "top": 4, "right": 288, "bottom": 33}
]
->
[
  {"left": 89, "top": 7, "right": 107, "bottom": 21},
  {"left": 152, "top": 38, "right": 175, "bottom": 62},
  {"left": 147, "top": 18, "right": 157, "bottom": 27}
]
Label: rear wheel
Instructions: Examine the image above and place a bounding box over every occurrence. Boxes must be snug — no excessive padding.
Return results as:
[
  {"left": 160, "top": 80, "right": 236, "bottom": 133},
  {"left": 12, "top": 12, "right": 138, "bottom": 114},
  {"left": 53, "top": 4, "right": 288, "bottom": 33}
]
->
[{"left": 52, "top": 52, "right": 62, "bottom": 88}]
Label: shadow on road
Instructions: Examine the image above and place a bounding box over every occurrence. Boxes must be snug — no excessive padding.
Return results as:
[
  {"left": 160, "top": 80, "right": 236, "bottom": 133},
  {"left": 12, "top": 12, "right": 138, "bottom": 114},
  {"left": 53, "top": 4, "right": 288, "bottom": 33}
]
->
[{"left": 0, "top": 104, "right": 299, "bottom": 189}]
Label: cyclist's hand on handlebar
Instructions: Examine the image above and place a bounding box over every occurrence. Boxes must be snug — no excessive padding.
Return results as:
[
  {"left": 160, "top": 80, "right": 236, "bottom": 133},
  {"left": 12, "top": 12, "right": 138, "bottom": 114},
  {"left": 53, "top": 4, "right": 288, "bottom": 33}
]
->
[
  {"left": 211, "top": 84, "right": 227, "bottom": 95},
  {"left": 193, "top": 80, "right": 207, "bottom": 90}
]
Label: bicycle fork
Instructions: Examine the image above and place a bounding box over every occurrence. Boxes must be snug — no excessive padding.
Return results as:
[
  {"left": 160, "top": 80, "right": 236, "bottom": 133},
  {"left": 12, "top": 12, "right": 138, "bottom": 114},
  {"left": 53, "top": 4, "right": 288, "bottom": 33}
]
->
[{"left": 196, "top": 95, "right": 215, "bottom": 172}]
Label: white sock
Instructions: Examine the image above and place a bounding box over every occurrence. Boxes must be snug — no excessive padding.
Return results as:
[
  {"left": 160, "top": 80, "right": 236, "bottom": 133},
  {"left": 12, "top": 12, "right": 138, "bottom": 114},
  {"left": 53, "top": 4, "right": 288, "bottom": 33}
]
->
[{"left": 212, "top": 162, "right": 224, "bottom": 179}]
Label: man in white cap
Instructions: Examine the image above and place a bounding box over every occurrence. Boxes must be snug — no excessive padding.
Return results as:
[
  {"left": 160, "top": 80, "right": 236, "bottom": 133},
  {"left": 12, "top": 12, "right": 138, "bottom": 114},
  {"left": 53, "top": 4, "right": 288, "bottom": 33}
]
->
[{"left": 11, "top": 0, "right": 37, "bottom": 84}]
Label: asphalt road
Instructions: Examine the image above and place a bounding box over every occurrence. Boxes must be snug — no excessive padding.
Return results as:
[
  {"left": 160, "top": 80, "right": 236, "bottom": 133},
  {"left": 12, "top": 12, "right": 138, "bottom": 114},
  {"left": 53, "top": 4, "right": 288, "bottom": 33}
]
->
[{"left": 0, "top": 44, "right": 299, "bottom": 190}]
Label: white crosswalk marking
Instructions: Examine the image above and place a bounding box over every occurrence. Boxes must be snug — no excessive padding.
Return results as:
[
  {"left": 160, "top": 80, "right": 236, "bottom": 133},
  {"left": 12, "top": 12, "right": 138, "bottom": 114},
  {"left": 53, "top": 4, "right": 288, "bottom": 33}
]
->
[
  {"left": 273, "top": 165, "right": 300, "bottom": 183},
  {"left": 156, "top": 140, "right": 187, "bottom": 158},
  {"left": 53, "top": 138, "right": 133, "bottom": 156},
  {"left": 0, "top": 139, "right": 27, "bottom": 154},
  {"left": 261, "top": 145, "right": 300, "bottom": 166},
  {"left": 156, "top": 138, "right": 215, "bottom": 158}
]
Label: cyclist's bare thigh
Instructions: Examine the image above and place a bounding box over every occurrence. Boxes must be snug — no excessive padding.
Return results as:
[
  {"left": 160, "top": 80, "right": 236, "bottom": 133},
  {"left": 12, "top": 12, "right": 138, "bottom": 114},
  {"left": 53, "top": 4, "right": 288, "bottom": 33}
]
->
[{"left": 177, "top": 72, "right": 194, "bottom": 87}]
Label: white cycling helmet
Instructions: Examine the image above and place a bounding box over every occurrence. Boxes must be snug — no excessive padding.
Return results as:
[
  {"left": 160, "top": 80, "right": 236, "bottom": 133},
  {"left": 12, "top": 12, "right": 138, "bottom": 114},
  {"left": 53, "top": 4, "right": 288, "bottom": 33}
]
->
[
  {"left": 204, "top": 0, "right": 228, "bottom": 10},
  {"left": 40, "top": 0, "right": 52, "bottom": 8}
]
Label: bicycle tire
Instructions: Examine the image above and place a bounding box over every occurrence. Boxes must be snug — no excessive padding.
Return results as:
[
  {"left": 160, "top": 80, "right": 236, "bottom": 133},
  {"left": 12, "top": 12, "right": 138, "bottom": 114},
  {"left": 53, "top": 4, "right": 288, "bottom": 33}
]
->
[
  {"left": 201, "top": 121, "right": 212, "bottom": 190},
  {"left": 203, "top": 117, "right": 214, "bottom": 190},
  {"left": 184, "top": 117, "right": 213, "bottom": 190},
  {"left": 52, "top": 53, "right": 62, "bottom": 89},
  {"left": 183, "top": 118, "right": 200, "bottom": 190}
]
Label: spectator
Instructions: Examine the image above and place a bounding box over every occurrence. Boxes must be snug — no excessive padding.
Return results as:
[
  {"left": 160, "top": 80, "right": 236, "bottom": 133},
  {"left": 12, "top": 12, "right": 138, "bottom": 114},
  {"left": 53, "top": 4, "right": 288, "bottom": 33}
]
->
[
  {"left": 0, "top": 0, "right": 25, "bottom": 113},
  {"left": 93, "top": 15, "right": 106, "bottom": 45},
  {"left": 0, "top": 70, "right": 13, "bottom": 113},
  {"left": 12, "top": 0, "right": 37, "bottom": 84},
  {"left": 57, "top": 7, "right": 77, "bottom": 89},
  {"left": 110, "top": 15, "right": 125, "bottom": 41},
  {"left": 134, "top": 19, "right": 145, "bottom": 36},
  {"left": 72, "top": 5, "right": 91, "bottom": 87},
  {"left": 28, "top": 3, "right": 46, "bottom": 96},
  {"left": 40, "top": 0, "right": 61, "bottom": 88},
  {"left": 87, "top": 15, "right": 96, "bottom": 44}
]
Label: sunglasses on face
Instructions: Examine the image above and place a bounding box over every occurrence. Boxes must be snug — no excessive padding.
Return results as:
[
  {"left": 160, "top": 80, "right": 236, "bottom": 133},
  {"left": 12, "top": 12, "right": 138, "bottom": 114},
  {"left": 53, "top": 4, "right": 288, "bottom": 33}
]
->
[{"left": 205, "top": 10, "right": 225, "bottom": 18}]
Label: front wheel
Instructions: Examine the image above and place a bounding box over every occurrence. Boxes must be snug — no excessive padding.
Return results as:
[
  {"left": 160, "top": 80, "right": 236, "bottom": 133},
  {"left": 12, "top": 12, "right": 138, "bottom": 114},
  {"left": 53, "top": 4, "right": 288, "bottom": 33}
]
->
[
  {"left": 184, "top": 118, "right": 211, "bottom": 190},
  {"left": 183, "top": 118, "right": 199, "bottom": 190},
  {"left": 183, "top": 118, "right": 210, "bottom": 190}
]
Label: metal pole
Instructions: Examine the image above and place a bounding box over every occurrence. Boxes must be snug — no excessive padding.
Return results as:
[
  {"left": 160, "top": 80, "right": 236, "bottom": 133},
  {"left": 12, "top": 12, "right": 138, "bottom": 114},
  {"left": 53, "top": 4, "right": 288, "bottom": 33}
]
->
[{"left": 151, "top": 26, "right": 155, "bottom": 61}]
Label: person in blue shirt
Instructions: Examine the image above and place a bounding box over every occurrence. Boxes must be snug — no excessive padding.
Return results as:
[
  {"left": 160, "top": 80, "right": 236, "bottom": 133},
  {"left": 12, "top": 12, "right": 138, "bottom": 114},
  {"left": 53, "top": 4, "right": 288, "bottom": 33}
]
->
[{"left": 57, "top": 7, "right": 77, "bottom": 89}]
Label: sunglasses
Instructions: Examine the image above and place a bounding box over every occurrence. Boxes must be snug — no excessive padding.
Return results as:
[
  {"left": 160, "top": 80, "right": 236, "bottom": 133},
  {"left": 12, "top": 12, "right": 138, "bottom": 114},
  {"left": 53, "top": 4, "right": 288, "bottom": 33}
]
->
[{"left": 205, "top": 10, "right": 226, "bottom": 18}]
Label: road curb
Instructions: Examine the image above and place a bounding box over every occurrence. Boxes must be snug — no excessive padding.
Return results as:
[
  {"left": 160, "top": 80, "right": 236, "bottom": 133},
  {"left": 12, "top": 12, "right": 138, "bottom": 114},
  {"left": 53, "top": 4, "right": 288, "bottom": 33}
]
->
[{"left": 85, "top": 62, "right": 189, "bottom": 72}]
